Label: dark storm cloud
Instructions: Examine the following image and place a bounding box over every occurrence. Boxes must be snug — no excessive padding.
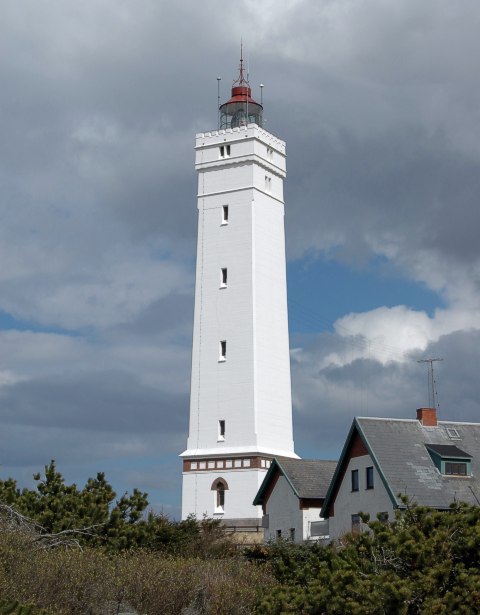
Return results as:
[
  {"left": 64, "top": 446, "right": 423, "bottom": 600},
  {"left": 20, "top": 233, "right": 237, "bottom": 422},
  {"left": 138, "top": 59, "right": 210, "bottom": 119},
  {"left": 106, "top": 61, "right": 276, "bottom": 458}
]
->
[
  {"left": 0, "top": 371, "right": 188, "bottom": 434},
  {"left": 114, "top": 291, "right": 194, "bottom": 338},
  {"left": 291, "top": 328, "right": 480, "bottom": 459},
  {"left": 284, "top": 125, "right": 480, "bottom": 265}
]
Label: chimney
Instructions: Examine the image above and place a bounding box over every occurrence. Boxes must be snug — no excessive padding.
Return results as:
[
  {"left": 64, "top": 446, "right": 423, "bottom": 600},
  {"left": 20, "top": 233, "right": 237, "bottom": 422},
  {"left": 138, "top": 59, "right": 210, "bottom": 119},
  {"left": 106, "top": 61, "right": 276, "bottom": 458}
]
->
[{"left": 416, "top": 407, "right": 437, "bottom": 427}]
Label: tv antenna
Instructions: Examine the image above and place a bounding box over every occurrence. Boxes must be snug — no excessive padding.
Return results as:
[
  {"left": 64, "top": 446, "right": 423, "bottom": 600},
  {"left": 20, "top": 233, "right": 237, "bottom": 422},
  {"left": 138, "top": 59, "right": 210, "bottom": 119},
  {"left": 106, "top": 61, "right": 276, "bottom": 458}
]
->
[{"left": 417, "top": 357, "right": 443, "bottom": 409}]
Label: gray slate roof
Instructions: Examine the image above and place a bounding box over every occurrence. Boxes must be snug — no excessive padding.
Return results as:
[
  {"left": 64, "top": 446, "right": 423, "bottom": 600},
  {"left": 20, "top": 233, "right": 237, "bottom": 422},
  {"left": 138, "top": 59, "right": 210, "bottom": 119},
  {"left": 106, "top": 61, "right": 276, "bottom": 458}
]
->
[
  {"left": 278, "top": 459, "right": 337, "bottom": 499},
  {"left": 254, "top": 458, "right": 337, "bottom": 505},
  {"left": 357, "top": 418, "right": 480, "bottom": 509},
  {"left": 425, "top": 444, "right": 471, "bottom": 458}
]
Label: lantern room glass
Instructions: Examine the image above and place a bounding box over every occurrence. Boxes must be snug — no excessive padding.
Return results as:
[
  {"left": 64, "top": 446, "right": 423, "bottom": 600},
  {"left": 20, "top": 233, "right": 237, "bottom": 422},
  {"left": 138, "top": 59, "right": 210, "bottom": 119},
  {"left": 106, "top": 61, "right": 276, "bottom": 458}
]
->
[{"left": 219, "top": 100, "right": 263, "bottom": 129}]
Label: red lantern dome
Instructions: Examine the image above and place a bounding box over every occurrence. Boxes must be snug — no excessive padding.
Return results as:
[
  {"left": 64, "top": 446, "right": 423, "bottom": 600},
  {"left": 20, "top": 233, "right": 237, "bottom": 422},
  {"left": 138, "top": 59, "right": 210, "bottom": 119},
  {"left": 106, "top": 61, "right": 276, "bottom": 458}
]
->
[{"left": 219, "top": 49, "right": 263, "bottom": 129}]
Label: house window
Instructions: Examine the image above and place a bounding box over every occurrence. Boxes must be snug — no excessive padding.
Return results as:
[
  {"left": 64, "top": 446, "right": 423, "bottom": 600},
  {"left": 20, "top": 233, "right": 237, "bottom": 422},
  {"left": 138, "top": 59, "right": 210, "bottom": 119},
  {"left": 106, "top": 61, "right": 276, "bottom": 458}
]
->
[
  {"left": 366, "top": 466, "right": 374, "bottom": 489},
  {"left": 218, "top": 420, "right": 225, "bottom": 441},
  {"left": 445, "top": 462, "right": 468, "bottom": 476},
  {"left": 276, "top": 529, "right": 282, "bottom": 539},
  {"left": 220, "top": 268, "right": 227, "bottom": 287},
  {"left": 290, "top": 528, "right": 295, "bottom": 541},
  {"left": 425, "top": 444, "right": 472, "bottom": 477},
  {"left": 219, "top": 340, "right": 226, "bottom": 361},
  {"left": 446, "top": 427, "right": 461, "bottom": 440},
  {"left": 351, "top": 469, "right": 359, "bottom": 492},
  {"left": 222, "top": 205, "right": 229, "bottom": 224},
  {"left": 351, "top": 514, "right": 361, "bottom": 535},
  {"left": 212, "top": 478, "right": 228, "bottom": 514}
]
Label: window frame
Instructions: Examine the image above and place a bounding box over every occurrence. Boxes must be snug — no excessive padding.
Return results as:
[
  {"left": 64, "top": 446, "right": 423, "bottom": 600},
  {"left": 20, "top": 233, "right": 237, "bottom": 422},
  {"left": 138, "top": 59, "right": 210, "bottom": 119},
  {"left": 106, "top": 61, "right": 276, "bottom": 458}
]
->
[
  {"left": 351, "top": 469, "right": 359, "bottom": 492},
  {"left": 445, "top": 461, "right": 468, "bottom": 476},
  {"left": 221, "top": 205, "right": 229, "bottom": 225},
  {"left": 351, "top": 514, "right": 361, "bottom": 535},
  {"left": 366, "top": 466, "right": 374, "bottom": 490},
  {"left": 211, "top": 478, "right": 228, "bottom": 514}
]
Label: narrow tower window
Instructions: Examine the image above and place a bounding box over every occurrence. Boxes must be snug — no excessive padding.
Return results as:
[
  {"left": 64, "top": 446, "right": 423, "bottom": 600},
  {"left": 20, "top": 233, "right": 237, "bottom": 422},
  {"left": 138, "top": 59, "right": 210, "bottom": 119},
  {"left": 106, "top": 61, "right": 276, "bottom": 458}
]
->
[
  {"left": 218, "top": 420, "right": 225, "bottom": 441},
  {"left": 219, "top": 340, "right": 227, "bottom": 361},
  {"left": 222, "top": 205, "right": 229, "bottom": 225},
  {"left": 220, "top": 268, "right": 227, "bottom": 287},
  {"left": 265, "top": 175, "right": 272, "bottom": 192},
  {"left": 211, "top": 478, "right": 228, "bottom": 514},
  {"left": 219, "top": 144, "right": 231, "bottom": 158},
  {"left": 217, "top": 484, "right": 225, "bottom": 511}
]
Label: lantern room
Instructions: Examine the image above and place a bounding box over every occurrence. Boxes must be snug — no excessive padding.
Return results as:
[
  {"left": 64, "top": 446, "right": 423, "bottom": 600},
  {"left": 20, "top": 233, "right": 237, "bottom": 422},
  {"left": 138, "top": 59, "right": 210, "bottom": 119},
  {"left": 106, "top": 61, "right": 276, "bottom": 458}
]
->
[{"left": 219, "top": 53, "right": 263, "bottom": 129}]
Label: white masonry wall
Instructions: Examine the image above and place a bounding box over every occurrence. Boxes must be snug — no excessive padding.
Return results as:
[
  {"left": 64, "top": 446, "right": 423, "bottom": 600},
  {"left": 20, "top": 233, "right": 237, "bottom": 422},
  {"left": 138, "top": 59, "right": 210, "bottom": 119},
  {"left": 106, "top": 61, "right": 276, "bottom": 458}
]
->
[
  {"left": 182, "top": 467, "right": 268, "bottom": 521},
  {"left": 328, "top": 454, "right": 395, "bottom": 540},
  {"left": 181, "top": 124, "right": 297, "bottom": 521}
]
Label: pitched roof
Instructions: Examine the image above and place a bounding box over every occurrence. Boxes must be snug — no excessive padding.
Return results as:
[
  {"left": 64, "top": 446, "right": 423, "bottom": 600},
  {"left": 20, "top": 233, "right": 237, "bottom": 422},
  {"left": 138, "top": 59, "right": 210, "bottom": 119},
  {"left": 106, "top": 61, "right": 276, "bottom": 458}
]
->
[
  {"left": 253, "top": 458, "right": 337, "bottom": 506},
  {"left": 322, "top": 417, "right": 480, "bottom": 515}
]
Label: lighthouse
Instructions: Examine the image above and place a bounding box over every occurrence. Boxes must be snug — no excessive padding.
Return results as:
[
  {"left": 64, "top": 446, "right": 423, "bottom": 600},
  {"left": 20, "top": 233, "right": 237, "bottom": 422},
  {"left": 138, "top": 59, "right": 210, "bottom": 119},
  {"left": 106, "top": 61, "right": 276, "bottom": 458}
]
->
[{"left": 181, "top": 54, "right": 298, "bottom": 532}]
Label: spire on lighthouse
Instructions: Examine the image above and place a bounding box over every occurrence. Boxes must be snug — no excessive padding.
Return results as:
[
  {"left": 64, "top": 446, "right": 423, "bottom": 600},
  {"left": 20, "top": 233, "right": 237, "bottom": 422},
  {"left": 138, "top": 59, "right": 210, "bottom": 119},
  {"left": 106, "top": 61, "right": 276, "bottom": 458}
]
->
[{"left": 219, "top": 46, "right": 263, "bottom": 129}]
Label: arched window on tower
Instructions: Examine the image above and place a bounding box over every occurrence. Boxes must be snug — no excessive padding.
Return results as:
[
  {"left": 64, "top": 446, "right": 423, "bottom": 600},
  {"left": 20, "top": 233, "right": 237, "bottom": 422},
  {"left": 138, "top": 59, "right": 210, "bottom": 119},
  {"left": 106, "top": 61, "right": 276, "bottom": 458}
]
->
[{"left": 211, "top": 478, "right": 228, "bottom": 514}]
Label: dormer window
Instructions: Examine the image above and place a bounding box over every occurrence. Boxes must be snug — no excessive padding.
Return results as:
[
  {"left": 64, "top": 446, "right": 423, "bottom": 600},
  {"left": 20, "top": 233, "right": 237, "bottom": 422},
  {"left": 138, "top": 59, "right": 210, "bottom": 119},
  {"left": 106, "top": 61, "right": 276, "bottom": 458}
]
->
[
  {"left": 425, "top": 444, "right": 472, "bottom": 477},
  {"left": 445, "top": 462, "right": 468, "bottom": 476}
]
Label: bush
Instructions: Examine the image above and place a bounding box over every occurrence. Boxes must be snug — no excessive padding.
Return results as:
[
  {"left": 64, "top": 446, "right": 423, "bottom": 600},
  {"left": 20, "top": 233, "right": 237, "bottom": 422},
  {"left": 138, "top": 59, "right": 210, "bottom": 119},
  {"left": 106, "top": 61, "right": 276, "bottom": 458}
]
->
[
  {"left": 0, "top": 531, "right": 275, "bottom": 614},
  {"left": 256, "top": 502, "right": 480, "bottom": 614}
]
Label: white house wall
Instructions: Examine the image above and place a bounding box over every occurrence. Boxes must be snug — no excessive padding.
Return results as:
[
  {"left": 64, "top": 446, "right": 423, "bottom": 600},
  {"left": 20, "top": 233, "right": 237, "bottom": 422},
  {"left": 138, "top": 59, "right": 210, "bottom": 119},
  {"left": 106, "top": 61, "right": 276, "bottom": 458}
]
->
[
  {"left": 264, "top": 475, "right": 303, "bottom": 541},
  {"left": 329, "top": 454, "right": 395, "bottom": 539}
]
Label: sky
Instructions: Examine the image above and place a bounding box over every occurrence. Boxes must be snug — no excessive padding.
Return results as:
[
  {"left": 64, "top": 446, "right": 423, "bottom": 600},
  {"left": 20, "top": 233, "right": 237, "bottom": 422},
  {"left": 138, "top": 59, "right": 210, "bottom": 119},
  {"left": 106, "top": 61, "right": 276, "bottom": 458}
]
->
[{"left": 1, "top": 0, "right": 479, "bottom": 519}]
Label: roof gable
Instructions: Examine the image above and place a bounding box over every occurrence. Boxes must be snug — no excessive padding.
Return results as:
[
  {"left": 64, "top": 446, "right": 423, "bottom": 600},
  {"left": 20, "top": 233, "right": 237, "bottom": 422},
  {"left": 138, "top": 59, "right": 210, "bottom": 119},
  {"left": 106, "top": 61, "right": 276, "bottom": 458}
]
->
[
  {"left": 321, "top": 419, "right": 398, "bottom": 518},
  {"left": 353, "top": 418, "right": 480, "bottom": 509},
  {"left": 253, "top": 458, "right": 336, "bottom": 506}
]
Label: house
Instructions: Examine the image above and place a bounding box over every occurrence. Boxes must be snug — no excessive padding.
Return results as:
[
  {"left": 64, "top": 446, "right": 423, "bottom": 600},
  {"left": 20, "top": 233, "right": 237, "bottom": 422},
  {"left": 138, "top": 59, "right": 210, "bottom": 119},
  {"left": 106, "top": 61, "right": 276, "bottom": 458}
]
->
[
  {"left": 253, "top": 458, "right": 337, "bottom": 542},
  {"left": 322, "top": 407, "right": 480, "bottom": 540}
]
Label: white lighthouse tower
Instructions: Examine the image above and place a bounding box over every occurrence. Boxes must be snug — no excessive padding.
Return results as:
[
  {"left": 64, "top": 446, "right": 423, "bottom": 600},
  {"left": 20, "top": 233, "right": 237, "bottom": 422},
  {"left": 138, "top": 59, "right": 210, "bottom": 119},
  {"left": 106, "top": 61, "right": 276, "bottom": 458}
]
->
[{"left": 181, "top": 55, "right": 297, "bottom": 531}]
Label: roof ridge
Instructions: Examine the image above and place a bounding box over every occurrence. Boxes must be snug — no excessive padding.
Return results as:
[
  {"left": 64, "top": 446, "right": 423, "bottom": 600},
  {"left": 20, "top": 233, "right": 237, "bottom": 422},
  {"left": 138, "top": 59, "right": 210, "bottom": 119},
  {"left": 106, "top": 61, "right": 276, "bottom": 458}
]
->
[
  {"left": 439, "top": 420, "right": 480, "bottom": 426},
  {"left": 357, "top": 417, "right": 417, "bottom": 422}
]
